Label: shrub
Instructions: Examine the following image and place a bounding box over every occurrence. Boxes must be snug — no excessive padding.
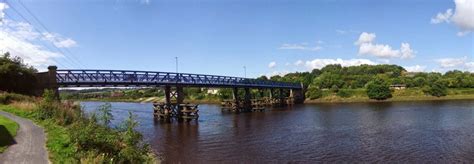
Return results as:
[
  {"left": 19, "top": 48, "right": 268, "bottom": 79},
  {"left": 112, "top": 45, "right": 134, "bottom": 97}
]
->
[
  {"left": 424, "top": 80, "right": 447, "bottom": 97},
  {"left": 366, "top": 78, "right": 392, "bottom": 100},
  {"left": 0, "top": 92, "right": 34, "bottom": 104},
  {"left": 306, "top": 86, "right": 323, "bottom": 100},
  {"left": 336, "top": 89, "right": 352, "bottom": 98}
]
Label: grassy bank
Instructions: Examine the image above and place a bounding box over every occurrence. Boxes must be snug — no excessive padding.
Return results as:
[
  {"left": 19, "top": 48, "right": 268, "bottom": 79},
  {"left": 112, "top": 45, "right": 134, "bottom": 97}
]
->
[
  {"left": 306, "top": 88, "right": 474, "bottom": 103},
  {"left": 0, "top": 91, "right": 157, "bottom": 163},
  {"left": 0, "top": 104, "right": 78, "bottom": 162},
  {"left": 0, "top": 114, "right": 19, "bottom": 153}
]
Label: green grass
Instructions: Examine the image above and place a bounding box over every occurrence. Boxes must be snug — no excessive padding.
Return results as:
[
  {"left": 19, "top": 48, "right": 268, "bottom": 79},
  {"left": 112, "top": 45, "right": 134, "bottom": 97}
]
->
[
  {"left": 0, "top": 114, "right": 19, "bottom": 153},
  {"left": 307, "top": 88, "right": 474, "bottom": 103},
  {"left": 0, "top": 105, "right": 75, "bottom": 162}
]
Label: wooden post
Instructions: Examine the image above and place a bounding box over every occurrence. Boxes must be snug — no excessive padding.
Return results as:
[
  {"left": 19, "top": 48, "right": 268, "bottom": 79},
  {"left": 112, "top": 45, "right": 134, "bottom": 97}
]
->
[
  {"left": 244, "top": 88, "right": 251, "bottom": 111},
  {"left": 232, "top": 87, "right": 239, "bottom": 111},
  {"left": 164, "top": 86, "right": 171, "bottom": 105},
  {"left": 279, "top": 88, "right": 284, "bottom": 105},
  {"left": 176, "top": 86, "right": 184, "bottom": 116}
]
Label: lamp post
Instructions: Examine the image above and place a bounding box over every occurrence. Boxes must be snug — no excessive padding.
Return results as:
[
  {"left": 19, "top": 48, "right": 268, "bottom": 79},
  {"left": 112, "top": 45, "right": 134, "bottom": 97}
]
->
[
  {"left": 243, "top": 66, "right": 247, "bottom": 78},
  {"left": 175, "top": 57, "right": 178, "bottom": 73}
]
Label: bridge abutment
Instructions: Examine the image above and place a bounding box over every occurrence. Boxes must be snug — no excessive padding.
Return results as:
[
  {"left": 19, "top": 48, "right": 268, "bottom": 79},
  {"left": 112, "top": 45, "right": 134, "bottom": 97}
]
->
[{"left": 34, "top": 65, "right": 59, "bottom": 99}]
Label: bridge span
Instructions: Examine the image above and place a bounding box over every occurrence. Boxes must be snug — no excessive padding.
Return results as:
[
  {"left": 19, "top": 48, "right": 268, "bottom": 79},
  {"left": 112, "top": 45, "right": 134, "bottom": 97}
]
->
[{"left": 35, "top": 66, "right": 305, "bottom": 119}]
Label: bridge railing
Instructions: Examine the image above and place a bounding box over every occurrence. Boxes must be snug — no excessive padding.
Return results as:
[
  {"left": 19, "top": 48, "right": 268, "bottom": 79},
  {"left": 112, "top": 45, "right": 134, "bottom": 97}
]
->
[{"left": 55, "top": 70, "right": 301, "bottom": 89}]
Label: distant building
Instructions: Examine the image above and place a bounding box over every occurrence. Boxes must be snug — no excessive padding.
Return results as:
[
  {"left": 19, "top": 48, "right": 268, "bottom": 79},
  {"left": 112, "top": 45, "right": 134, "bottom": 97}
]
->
[
  {"left": 205, "top": 88, "right": 219, "bottom": 95},
  {"left": 390, "top": 84, "right": 406, "bottom": 90}
]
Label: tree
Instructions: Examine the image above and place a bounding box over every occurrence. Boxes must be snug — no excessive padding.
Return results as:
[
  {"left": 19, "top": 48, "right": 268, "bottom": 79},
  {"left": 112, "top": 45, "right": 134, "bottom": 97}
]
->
[
  {"left": 366, "top": 78, "right": 392, "bottom": 100},
  {"left": 424, "top": 80, "right": 447, "bottom": 97},
  {"left": 0, "top": 53, "right": 38, "bottom": 95},
  {"left": 305, "top": 85, "right": 323, "bottom": 100}
]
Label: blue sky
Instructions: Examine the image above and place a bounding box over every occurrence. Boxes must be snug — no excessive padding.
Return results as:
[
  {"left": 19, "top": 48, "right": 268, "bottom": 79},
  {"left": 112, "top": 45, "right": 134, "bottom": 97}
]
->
[{"left": 0, "top": 0, "right": 473, "bottom": 77}]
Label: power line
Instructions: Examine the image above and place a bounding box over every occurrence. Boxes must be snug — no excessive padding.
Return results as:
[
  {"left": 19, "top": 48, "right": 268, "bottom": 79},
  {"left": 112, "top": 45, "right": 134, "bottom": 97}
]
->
[
  {"left": 2, "top": 12, "right": 70, "bottom": 69},
  {"left": 5, "top": 0, "right": 85, "bottom": 69},
  {"left": 16, "top": 0, "right": 87, "bottom": 68}
]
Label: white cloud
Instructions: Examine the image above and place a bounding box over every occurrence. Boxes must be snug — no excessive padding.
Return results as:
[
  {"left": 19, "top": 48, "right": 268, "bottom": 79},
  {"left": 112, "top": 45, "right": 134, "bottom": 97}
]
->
[
  {"left": 278, "top": 42, "right": 322, "bottom": 51},
  {"left": 436, "top": 56, "right": 468, "bottom": 68},
  {"left": 42, "top": 32, "right": 78, "bottom": 48},
  {"left": 304, "top": 58, "right": 377, "bottom": 70},
  {"left": 294, "top": 60, "right": 304, "bottom": 66},
  {"left": 466, "top": 62, "right": 474, "bottom": 71},
  {"left": 354, "top": 32, "right": 376, "bottom": 45},
  {"left": 432, "top": 0, "right": 474, "bottom": 36},
  {"left": 268, "top": 61, "right": 277, "bottom": 69},
  {"left": 0, "top": 8, "right": 77, "bottom": 70},
  {"left": 405, "top": 65, "right": 427, "bottom": 72},
  {"left": 0, "top": 2, "right": 8, "bottom": 23},
  {"left": 355, "top": 32, "right": 415, "bottom": 59},
  {"left": 431, "top": 9, "right": 453, "bottom": 24},
  {"left": 0, "top": 29, "right": 62, "bottom": 69}
]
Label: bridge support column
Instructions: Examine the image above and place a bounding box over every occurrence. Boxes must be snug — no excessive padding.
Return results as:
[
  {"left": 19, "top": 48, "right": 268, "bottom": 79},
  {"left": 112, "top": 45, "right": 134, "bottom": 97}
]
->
[
  {"left": 244, "top": 88, "right": 251, "bottom": 111},
  {"left": 288, "top": 89, "right": 294, "bottom": 105},
  {"left": 232, "top": 87, "right": 240, "bottom": 111},
  {"left": 164, "top": 86, "right": 171, "bottom": 104},
  {"left": 279, "top": 88, "right": 284, "bottom": 106},
  {"left": 176, "top": 86, "right": 184, "bottom": 116}
]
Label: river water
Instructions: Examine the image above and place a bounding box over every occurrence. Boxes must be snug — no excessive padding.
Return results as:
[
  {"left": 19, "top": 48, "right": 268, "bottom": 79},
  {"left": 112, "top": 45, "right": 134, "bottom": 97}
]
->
[{"left": 81, "top": 100, "right": 474, "bottom": 163}]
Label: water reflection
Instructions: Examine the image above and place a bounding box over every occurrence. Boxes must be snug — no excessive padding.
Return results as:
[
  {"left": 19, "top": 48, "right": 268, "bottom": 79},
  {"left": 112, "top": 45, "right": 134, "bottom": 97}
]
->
[{"left": 81, "top": 100, "right": 474, "bottom": 163}]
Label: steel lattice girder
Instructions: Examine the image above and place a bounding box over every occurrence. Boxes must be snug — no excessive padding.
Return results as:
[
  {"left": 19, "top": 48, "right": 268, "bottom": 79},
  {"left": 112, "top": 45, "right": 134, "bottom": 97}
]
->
[{"left": 55, "top": 69, "right": 301, "bottom": 89}]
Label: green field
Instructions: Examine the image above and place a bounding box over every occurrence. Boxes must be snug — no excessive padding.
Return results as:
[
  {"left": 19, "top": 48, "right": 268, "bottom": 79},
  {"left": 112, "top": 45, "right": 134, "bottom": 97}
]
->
[
  {"left": 306, "top": 88, "right": 474, "bottom": 103},
  {"left": 0, "top": 114, "right": 19, "bottom": 153}
]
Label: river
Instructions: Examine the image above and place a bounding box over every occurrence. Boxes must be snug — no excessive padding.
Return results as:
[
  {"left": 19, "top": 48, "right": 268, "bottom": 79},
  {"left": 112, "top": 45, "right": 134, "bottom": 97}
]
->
[{"left": 81, "top": 100, "right": 474, "bottom": 163}]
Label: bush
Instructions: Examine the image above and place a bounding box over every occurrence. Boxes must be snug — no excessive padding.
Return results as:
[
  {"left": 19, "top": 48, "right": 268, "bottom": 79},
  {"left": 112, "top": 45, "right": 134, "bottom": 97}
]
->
[
  {"left": 306, "top": 86, "right": 323, "bottom": 100},
  {"left": 366, "top": 78, "right": 392, "bottom": 100},
  {"left": 0, "top": 92, "right": 34, "bottom": 104},
  {"left": 336, "top": 89, "right": 352, "bottom": 98},
  {"left": 69, "top": 105, "right": 152, "bottom": 163},
  {"left": 424, "top": 80, "right": 447, "bottom": 97}
]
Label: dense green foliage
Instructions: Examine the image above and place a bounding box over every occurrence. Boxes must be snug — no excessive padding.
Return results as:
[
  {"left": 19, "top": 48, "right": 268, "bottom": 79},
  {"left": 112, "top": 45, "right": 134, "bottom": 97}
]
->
[
  {"left": 424, "top": 80, "right": 448, "bottom": 97},
  {"left": 0, "top": 53, "right": 37, "bottom": 95},
  {"left": 366, "top": 78, "right": 392, "bottom": 100},
  {"left": 0, "top": 114, "right": 19, "bottom": 153},
  {"left": 262, "top": 64, "right": 474, "bottom": 100},
  {"left": 0, "top": 92, "right": 154, "bottom": 163},
  {"left": 305, "top": 86, "right": 323, "bottom": 100}
]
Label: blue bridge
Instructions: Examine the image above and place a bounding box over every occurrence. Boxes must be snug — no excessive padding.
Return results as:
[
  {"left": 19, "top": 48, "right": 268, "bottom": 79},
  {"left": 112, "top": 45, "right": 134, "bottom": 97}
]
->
[
  {"left": 35, "top": 66, "right": 305, "bottom": 117},
  {"left": 53, "top": 69, "right": 301, "bottom": 89}
]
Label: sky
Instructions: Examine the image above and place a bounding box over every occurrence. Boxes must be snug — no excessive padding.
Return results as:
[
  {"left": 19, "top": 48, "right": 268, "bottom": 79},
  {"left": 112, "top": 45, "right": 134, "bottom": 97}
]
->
[{"left": 0, "top": 0, "right": 473, "bottom": 78}]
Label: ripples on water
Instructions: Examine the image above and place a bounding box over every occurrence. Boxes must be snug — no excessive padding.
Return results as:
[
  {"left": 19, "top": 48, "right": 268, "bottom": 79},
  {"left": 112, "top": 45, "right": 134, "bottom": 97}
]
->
[{"left": 81, "top": 100, "right": 474, "bottom": 163}]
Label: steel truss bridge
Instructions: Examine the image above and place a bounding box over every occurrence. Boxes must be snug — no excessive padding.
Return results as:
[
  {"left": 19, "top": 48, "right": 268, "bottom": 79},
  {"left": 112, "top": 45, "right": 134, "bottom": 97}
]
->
[{"left": 54, "top": 69, "right": 302, "bottom": 89}]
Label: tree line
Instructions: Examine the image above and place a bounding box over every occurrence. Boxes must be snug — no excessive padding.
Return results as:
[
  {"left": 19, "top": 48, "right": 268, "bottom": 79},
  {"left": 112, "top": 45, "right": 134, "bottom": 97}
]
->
[{"left": 259, "top": 64, "right": 474, "bottom": 100}]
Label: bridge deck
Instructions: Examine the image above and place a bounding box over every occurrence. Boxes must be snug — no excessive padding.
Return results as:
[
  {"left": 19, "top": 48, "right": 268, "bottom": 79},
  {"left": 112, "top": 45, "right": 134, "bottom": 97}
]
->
[{"left": 54, "top": 69, "right": 301, "bottom": 89}]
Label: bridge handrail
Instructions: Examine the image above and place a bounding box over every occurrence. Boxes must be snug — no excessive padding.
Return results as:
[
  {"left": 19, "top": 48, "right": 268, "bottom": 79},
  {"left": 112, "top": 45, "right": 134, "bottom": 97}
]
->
[{"left": 54, "top": 69, "right": 301, "bottom": 88}]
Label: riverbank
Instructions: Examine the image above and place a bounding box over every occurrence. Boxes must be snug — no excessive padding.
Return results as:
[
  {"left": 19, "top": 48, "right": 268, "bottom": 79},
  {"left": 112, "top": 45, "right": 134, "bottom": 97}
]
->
[
  {"left": 0, "top": 91, "right": 158, "bottom": 163},
  {"left": 305, "top": 88, "right": 474, "bottom": 104}
]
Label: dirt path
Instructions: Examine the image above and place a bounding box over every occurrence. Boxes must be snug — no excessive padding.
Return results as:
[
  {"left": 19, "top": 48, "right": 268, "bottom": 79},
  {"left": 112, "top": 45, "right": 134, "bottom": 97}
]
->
[{"left": 0, "top": 111, "right": 48, "bottom": 164}]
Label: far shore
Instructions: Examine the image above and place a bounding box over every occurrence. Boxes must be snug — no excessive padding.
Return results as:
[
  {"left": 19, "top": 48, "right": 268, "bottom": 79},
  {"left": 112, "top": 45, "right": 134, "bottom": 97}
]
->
[{"left": 66, "top": 94, "right": 474, "bottom": 104}]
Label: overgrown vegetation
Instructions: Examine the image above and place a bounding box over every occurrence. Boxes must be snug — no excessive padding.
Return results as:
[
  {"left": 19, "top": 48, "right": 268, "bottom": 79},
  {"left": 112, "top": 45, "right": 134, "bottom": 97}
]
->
[
  {"left": 267, "top": 64, "right": 474, "bottom": 101},
  {"left": 0, "top": 92, "right": 154, "bottom": 163},
  {"left": 0, "top": 53, "right": 38, "bottom": 95}
]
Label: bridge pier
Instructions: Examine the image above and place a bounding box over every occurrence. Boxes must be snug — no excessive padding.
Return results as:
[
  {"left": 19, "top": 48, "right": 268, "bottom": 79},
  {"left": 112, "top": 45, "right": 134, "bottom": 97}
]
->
[{"left": 154, "top": 85, "right": 198, "bottom": 120}]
